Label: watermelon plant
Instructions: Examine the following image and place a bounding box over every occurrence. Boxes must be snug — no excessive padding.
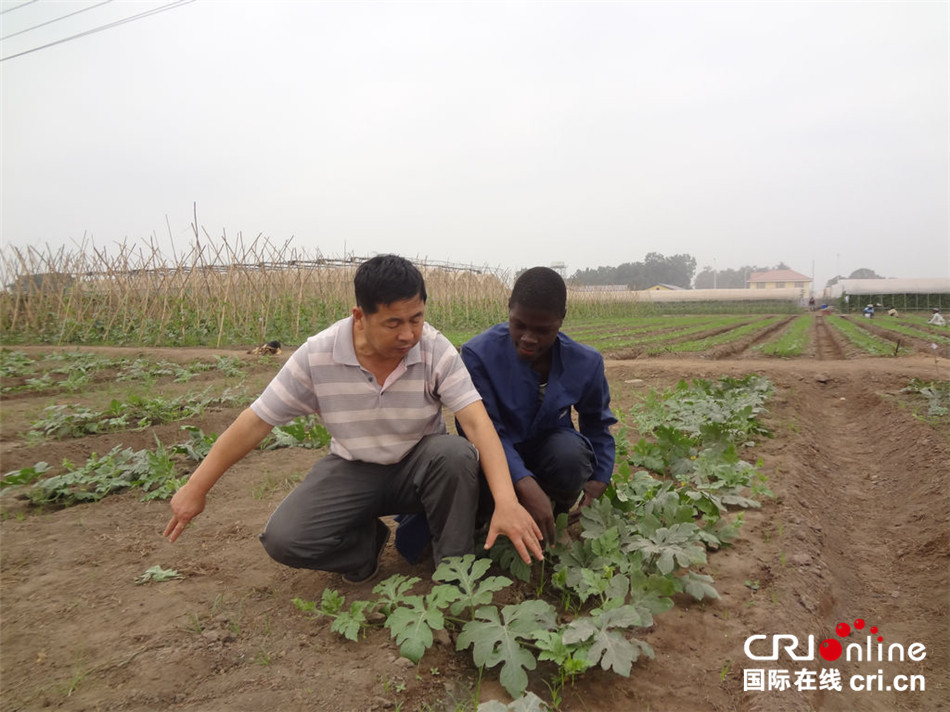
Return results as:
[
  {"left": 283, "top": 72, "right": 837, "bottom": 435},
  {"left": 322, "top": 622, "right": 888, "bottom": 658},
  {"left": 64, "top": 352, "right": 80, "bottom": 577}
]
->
[
  {"left": 292, "top": 375, "right": 776, "bottom": 704},
  {"left": 8, "top": 416, "right": 330, "bottom": 508},
  {"left": 27, "top": 388, "right": 249, "bottom": 440},
  {"left": 901, "top": 378, "right": 950, "bottom": 418}
]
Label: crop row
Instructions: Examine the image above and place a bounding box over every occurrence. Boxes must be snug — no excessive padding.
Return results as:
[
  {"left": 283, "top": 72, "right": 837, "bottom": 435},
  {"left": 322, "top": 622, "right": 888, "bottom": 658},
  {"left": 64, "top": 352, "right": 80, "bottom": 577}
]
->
[
  {"left": 0, "top": 349, "right": 250, "bottom": 395},
  {"left": 1, "top": 417, "right": 330, "bottom": 508},
  {"left": 292, "top": 374, "right": 776, "bottom": 705},
  {"left": 845, "top": 316, "right": 950, "bottom": 346},
  {"left": 825, "top": 317, "right": 898, "bottom": 356},
  {"left": 754, "top": 314, "right": 812, "bottom": 357}
]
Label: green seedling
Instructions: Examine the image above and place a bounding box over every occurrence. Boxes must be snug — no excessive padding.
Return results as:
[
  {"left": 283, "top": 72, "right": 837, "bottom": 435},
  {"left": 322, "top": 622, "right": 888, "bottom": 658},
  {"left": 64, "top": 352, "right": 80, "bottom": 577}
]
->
[{"left": 137, "top": 565, "right": 183, "bottom": 584}]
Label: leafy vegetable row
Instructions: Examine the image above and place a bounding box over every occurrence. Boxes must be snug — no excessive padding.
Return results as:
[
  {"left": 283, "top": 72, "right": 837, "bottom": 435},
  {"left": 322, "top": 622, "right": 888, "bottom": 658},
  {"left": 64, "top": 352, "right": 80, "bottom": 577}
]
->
[{"left": 293, "top": 375, "right": 776, "bottom": 704}]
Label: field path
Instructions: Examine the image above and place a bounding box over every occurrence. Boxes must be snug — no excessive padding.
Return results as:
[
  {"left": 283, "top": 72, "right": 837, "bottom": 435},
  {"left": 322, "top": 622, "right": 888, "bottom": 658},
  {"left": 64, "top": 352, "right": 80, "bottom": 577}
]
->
[
  {"left": 784, "top": 373, "right": 948, "bottom": 711},
  {"left": 813, "top": 314, "right": 847, "bottom": 361}
]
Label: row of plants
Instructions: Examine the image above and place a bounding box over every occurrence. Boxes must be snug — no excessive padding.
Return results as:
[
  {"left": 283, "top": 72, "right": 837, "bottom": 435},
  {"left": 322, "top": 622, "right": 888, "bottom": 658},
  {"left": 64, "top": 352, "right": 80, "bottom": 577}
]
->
[
  {"left": 292, "top": 375, "right": 775, "bottom": 706},
  {"left": 0, "top": 349, "right": 250, "bottom": 395},
  {"left": 27, "top": 388, "right": 250, "bottom": 440},
  {"left": 574, "top": 315, "right": 757, "bottom": 353},
  {"left": 1, "top": 350, "right": 129, "bottom": 394},
  {"left": 825, "top": 316, "right": 896, "bottom": 356},
  {"left": 1, "top": 416, "right": 330, "bottom": 508},
  {"left": 564, "top": 314, "right": 725, "bottom": 340},
  {"left": 754, "top": 314, "right": 812, "bottom": 357},
  {"left": 645, "top": 317, "right": 782, "bottom": 355},
  {"left": 846, "top": 316, "right": 950, "bottom": 346},
  {"left": 443, "top": 315, "right": 755, "bottom": 352}
]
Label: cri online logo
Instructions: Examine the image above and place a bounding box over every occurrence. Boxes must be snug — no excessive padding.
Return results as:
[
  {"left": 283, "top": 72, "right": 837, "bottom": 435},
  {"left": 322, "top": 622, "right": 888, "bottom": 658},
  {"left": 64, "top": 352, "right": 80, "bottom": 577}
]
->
[
  {"left": 745, "top": 617, "right": 927, "bottom": 663},
  {"left": 820, "top": 619, "right": 879, "bottom": 662}
]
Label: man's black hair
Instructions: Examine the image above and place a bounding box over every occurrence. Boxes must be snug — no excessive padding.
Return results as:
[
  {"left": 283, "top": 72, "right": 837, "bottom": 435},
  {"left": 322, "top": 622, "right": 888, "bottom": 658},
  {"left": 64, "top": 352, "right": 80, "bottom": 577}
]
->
[
  {"left": 354, "top": 254, "right": 427, "bottom": 314},
  {"left": 509, "top": 266, "right": 567, "bottom": 318}
]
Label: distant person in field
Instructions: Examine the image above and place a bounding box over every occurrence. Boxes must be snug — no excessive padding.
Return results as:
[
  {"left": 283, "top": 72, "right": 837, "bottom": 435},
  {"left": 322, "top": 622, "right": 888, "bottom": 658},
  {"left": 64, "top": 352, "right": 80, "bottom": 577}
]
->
[
  {"left": 459, "top": 267, "right": 617, "bottom": 546},
  {"left": 164, "top": 254, "right": 543, "bottom": 583},
  {"left": 928, "top": 308, "right": 946, "bottom": 326}
]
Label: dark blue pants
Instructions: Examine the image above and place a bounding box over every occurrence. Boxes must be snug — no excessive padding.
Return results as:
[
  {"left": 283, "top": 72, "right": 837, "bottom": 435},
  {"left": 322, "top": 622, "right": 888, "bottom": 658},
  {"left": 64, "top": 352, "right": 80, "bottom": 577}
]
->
[
  {"left": 513, "top": 428, "right": 595, "bottom": 513},
  {"left": 394, "top": 428, "right": 594, "bottom": 564}
]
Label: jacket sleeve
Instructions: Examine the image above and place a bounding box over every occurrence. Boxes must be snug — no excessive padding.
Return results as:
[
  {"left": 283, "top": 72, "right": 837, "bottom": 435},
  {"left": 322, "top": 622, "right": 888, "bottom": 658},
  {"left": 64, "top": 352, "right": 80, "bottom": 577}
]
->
[
  {"left": 460, "top": 344, "right": 535, "bottom": 483},
  {"left": 575, "top": 353, "right": 617, "bottom": 483}
]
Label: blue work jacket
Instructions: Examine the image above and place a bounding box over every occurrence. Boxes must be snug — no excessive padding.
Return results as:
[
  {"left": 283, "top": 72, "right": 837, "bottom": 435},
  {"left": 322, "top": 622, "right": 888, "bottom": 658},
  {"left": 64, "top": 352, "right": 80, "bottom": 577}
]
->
[{"left": 461, "top": 324, "right": 617, "bottom": 484}]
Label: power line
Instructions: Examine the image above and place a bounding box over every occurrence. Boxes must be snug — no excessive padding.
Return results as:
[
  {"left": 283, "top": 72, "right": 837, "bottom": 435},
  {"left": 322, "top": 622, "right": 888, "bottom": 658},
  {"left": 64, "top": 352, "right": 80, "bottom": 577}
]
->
[
  {"left": 0, "top": 0, "right": 40, "bottom": 16},
  {"left": 2, "top": 0, "right": 116, "bottom": 42},
  {"left": 0, "top": 0, "right": 196, "bottom": 63}
]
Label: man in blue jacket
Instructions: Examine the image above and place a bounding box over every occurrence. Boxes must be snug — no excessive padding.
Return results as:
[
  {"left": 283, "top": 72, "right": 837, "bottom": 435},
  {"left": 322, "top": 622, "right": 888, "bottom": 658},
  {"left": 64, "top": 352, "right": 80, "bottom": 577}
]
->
[{"left": 460, "top": 267, "right": 617, "bottom": 545}]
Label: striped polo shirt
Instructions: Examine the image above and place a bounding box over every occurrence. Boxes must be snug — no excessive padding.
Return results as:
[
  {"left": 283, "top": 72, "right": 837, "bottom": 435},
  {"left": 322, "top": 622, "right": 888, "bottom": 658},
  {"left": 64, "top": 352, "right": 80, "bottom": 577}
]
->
[{"left": 250, "top": 317, "right": 481, "bottom": 464}]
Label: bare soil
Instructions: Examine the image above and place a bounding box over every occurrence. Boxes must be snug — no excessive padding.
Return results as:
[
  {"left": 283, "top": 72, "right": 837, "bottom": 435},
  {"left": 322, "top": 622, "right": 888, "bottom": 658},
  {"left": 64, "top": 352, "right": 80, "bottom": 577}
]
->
[{"left": 1, "top": 339, "right": 948, "bottom": 712}]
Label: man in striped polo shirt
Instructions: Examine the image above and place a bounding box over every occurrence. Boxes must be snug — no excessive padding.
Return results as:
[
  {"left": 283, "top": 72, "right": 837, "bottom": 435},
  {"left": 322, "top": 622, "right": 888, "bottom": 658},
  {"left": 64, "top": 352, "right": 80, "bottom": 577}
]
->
[{"left": 164, "top": 255, "right": 543, "bottom": 583}]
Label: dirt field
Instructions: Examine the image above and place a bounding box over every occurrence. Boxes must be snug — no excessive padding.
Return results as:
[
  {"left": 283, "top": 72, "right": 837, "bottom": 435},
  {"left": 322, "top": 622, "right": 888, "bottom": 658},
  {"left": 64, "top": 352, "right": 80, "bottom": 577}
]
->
[{"left": 1, "top": 328, "right": 948, "bottom": 711}]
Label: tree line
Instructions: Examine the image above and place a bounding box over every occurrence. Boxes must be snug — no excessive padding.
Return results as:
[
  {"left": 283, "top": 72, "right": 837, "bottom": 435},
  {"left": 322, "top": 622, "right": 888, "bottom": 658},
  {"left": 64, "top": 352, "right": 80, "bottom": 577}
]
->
[
  {"left": 568, "top": 253, "right": 787, "bottom": 290},
  {"left": 569, "top": 253, "right": 698, "bottom": 290},
  {"left": 568, "top": 254, "right": 883, "bottom": 290}
]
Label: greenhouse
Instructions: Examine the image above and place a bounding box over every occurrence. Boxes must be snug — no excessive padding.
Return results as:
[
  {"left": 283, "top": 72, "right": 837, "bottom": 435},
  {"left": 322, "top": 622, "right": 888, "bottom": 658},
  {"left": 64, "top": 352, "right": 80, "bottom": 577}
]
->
[{"left": 826, "top": 278, "right": 950, "bottom": 312}]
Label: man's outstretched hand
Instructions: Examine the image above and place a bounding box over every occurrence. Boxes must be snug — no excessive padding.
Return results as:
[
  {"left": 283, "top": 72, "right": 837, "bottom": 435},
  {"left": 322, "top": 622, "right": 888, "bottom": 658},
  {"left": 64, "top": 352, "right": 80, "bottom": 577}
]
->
[
  {"left": 484, "top": 498, "right": 544, "bottom": 564},
  {"left": 163, "top": 483, "right": 206, "bottom": 543}
]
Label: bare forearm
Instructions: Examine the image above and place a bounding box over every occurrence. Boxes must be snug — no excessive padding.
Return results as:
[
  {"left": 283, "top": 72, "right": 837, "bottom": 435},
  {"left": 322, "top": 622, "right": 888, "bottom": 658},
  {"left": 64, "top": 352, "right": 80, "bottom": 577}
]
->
[
  {"left": 455, "top": 401, "right": 543, "bottom": 561},
  {"left": 164, "top": 408, "right": 274, "bottom": 543},
  {"left": 187, "top": 408, "right": 274, "bottom": 494},
  {"left": 476, "top": 434, "right": 519, "bottom": 502}
]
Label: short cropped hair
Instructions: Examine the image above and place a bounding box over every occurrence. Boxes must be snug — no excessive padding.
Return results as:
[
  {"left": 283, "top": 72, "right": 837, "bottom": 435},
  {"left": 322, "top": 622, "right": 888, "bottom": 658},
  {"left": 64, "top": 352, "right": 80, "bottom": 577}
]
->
[
  {"left": 509, "top": 267, "right": 567, "bottom": 318},
  {"left": 354, "top": 254, "right": 427, "bottom": 314}
]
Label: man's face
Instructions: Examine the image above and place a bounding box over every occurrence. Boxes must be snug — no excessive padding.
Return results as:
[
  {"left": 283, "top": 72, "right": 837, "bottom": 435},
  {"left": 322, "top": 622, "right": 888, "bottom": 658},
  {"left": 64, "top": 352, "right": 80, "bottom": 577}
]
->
[
  {"left": 354, "top": 295, "right": 425, "bottom": 361},
  {"left": 508, "top": 303, "right": 563, "bottom": 364}
]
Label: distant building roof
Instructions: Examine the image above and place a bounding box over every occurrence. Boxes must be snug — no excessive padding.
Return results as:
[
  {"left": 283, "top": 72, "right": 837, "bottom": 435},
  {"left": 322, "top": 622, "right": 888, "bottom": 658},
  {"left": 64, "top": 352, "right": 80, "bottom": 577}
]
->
[
  {"left": 646, "top": 283, "right": 686, "bottom": 291},
  {"left": 748, "top": 269, "right": 811, "bottom": 283}
]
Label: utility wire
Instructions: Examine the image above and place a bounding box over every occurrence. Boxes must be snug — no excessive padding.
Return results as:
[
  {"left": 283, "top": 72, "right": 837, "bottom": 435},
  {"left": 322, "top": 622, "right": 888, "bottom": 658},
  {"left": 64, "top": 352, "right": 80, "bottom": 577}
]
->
[
  {"left": 0, "top": 0, "right": 40, "bottom": 16},
  {"left": 0, "top": 0, "right": 195, "bottom": 63},
  {"left": 2, "top": 0, "right": 116, "bottom": 42}
]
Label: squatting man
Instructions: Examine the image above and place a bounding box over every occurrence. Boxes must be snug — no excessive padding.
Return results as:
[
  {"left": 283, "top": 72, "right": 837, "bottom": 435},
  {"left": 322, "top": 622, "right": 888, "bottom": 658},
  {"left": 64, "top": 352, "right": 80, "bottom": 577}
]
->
[
  {"left": 393, "top": 266, "right": 617, "bottom": 559},
  {"left": 461, "top": 267, "right": 617, "bottom": 545},
  {"left": 164, "top": 254, "right": 543, "bottom": 582}
]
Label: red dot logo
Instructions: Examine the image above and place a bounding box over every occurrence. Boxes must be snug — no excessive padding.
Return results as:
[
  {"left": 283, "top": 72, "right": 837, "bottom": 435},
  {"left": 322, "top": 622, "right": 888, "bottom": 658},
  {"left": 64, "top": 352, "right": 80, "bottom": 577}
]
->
[
  {"left": 819, "top": 638, "right": 843, "bottom": 661},
  {"left": 836, "top": 622, "right": 851, "bottom": 637},
  {"left": 854, "top": 619, "right": 865, "bottom": 630}
]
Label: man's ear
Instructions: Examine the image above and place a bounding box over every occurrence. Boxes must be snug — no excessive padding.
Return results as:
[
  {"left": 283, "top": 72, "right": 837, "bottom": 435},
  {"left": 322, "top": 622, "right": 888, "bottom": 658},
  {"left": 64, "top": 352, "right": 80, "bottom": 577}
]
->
[{"left": 352, "top": 306, "right": 364, "bottom": 329}]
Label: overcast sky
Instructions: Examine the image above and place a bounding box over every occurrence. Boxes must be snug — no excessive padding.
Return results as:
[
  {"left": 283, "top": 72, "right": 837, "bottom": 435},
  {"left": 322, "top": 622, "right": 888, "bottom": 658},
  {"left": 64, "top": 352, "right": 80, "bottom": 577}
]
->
[{"left": 1, "top": 0, "right": 947, "bottom": 288}]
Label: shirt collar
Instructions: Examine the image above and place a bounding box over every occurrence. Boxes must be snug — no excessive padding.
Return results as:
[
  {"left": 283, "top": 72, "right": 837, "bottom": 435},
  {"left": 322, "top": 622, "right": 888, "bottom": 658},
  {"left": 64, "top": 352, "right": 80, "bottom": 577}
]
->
[
  {"left": 332, "top": 316, "right": 360, "bottom": 366},
  {"left": 331, "top": 315, "right": 424, "bottom": 367}
]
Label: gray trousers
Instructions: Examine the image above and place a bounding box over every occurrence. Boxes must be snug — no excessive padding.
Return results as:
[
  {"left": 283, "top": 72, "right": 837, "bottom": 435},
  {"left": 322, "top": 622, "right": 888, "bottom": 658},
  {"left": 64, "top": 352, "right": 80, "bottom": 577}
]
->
[{"left": 259, "top": 434, "right": 479, "bottom": 573}]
